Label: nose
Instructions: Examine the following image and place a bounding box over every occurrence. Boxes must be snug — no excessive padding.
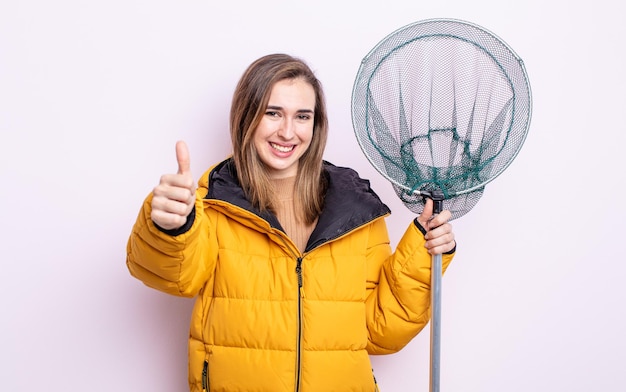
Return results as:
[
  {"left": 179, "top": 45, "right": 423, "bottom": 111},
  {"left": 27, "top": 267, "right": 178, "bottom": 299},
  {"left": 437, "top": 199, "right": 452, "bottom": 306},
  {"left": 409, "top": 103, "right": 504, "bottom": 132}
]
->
[{"left": 276, "top": 118, "right": 295, "bottom": 139}]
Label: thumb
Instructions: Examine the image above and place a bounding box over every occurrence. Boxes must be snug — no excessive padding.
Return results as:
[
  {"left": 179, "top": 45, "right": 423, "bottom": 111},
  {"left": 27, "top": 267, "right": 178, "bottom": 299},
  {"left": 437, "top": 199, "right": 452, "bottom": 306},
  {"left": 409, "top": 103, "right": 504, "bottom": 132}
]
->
[
  {"left": 176, "top": 140, "right": 191, "bottom": 175},
  {"left": 417, "top": 198, "right": 434, "bottom": 229}
]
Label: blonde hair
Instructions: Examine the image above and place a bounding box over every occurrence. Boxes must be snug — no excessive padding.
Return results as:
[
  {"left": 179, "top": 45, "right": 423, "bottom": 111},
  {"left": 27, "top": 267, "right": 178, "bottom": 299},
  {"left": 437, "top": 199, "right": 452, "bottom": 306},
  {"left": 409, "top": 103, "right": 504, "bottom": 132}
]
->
[{"left": 229, "top": 54, "right": 328, "bottom": 224}]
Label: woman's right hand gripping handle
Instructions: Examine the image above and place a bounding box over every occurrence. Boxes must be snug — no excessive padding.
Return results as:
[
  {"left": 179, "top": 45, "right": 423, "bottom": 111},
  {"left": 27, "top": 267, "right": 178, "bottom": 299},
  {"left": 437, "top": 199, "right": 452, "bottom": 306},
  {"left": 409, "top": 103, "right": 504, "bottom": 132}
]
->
[{"left": 150, "top": 141, "right": 197, "bottom": 230}]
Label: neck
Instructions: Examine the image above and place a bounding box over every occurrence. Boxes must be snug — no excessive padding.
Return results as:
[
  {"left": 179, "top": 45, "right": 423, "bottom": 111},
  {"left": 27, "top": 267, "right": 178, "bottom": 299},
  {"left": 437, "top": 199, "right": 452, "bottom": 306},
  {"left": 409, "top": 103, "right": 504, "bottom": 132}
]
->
[{"left": 270, "top": 175, "right": 316, "bottom": 252}]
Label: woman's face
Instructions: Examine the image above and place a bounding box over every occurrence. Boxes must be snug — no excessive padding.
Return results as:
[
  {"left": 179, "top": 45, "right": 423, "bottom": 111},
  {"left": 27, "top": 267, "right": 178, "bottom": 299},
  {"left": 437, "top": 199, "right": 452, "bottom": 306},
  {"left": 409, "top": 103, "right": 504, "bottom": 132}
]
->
[{"left": 253, "top": 78, "right": 316, "bottom": 179}]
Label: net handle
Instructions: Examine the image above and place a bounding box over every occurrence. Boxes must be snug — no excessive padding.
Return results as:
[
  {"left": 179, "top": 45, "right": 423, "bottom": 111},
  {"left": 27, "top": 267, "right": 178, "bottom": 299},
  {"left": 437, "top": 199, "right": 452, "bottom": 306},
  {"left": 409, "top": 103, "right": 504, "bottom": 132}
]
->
[
  {"left": 427, "top": 191, "right": 444, "bottom": 392},
  {"left": 430, "top": 253, "right": 442, "bottom": 392}
]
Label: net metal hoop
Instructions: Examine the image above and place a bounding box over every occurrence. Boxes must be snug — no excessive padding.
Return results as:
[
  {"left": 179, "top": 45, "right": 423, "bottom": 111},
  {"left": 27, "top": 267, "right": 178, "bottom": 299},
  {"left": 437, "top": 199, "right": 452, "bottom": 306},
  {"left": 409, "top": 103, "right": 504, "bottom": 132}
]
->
[{"left": 351, "top": 18, "right": 532, "bottom": 199}]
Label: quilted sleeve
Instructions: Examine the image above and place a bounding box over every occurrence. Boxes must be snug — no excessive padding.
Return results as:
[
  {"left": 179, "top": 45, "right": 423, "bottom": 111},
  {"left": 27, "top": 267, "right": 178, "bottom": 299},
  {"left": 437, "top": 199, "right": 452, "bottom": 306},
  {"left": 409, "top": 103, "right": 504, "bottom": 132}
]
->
[
  {"left": 364, "top": 218, "right": 454, "bottom": 354},
  {"left": 125, "top": 172, "right": 218, "bottom": 297}
]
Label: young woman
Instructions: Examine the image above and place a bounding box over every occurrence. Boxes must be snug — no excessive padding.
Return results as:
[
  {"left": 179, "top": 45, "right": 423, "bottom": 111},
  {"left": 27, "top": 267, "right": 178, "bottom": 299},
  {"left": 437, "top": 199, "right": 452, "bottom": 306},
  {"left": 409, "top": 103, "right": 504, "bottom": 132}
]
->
[{"left": 126, "top": 53, "right": 456, "bottom": 391}]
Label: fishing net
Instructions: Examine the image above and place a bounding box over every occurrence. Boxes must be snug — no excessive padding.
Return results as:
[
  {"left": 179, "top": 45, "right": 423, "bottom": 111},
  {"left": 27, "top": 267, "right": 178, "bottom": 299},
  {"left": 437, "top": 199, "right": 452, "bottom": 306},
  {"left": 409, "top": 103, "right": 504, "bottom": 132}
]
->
[
  {"left": 351, "top": 19, "right": 532, "bottom": 391},
  {"left": 351, "top": 18, "right": 532, "bottom": 220}
]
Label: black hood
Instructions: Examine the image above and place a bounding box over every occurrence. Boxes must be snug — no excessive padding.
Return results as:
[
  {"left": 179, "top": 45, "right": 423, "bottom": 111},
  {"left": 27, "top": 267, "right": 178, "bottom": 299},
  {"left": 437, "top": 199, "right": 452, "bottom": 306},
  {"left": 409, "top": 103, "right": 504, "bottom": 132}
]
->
[{"left": 206, "top": 158, "right": 391, "bottom": 252}]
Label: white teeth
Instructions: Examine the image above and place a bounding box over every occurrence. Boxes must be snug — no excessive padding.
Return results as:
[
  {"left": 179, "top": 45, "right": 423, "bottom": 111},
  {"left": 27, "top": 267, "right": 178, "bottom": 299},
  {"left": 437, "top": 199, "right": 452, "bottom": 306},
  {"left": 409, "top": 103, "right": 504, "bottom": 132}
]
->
[{"left": 271, "top": 143, "right": 294, "bottom": 153}]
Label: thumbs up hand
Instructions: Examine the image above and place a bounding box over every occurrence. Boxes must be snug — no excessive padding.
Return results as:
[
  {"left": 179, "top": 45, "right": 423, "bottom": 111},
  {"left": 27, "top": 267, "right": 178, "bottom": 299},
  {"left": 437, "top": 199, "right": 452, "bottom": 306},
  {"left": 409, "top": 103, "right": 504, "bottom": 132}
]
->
[{"left": 151, "top": 141, "right": 197, "bottom": 230}]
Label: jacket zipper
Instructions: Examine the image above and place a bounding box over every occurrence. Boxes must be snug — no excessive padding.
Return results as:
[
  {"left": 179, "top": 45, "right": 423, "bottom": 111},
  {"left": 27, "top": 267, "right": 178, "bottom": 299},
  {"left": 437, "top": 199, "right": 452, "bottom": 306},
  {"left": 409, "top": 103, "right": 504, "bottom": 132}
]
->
[
  {"left": 373, "top": 370, "right": 380, "bottom": 391},
  {"left": 295, "top": 256, "right": 304, "bottom": 392},
  {"left": 202, "top": 360, "right": 209, "bottom": 391}
]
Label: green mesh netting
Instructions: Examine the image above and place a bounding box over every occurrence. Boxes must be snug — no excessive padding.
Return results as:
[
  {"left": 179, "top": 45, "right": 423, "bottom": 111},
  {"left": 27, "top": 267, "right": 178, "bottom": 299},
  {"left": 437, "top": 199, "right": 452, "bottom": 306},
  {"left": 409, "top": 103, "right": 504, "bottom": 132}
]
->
[{"left": 351, "top": 19, "right": 532, "bottom": 220}]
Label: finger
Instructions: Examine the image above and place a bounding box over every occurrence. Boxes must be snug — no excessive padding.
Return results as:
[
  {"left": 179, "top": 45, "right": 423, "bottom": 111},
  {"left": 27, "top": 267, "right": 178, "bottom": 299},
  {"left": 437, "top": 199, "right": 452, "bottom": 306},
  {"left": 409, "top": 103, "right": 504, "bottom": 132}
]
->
[
  {"left": 157, "top": 173, "right": 195, "bottom": 193},
  {"left": 425, "top": 226, "right": 455, "bottom": 254},
  {"left": 424, "top": 209, "right": 452, "bottom": 241},
  {"left": 150, "top": 208, "right": 188, "bottom": 231},
  {"left": 153, "top": 195, "right": 193, "bottom": 216},
  {"left": 154, "top": 182, "right": 195, "bottom": 203},
  {"left": 427, "top": 222, "right": 452, "bottom": 240},
  {"left": 427, "top": 241, "right": 455, "bottom": 255},
  {"left": 428, "top": 236, "right": 456, "bottom": 255},
  {"left": 430, "top": 209, "right": 452, "bottom": 228},
  {"left": 176, "top": 140, "right": 191, "bottom": 175}
]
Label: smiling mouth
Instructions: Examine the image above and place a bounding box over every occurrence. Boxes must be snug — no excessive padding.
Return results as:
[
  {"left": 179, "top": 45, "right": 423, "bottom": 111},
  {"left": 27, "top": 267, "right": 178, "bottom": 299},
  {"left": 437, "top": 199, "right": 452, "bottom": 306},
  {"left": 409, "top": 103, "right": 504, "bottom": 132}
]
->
[{"left": 270, "top": 142, "right": 295, "bottom": 153}]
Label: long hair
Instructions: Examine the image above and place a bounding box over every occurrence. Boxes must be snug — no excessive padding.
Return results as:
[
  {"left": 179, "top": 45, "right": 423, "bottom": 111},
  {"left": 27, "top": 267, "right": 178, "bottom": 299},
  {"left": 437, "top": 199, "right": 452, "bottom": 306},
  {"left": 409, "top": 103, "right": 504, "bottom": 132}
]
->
[{"left": 229, "top": 54, "right": 328, "bottom": 224}]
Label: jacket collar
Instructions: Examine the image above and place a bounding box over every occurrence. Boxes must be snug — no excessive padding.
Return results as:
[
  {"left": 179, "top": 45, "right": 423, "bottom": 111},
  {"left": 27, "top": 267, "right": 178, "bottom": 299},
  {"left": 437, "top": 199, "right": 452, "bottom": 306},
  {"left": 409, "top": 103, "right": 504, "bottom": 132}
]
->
[{"left": 205, "top": 158, "right": 391, "bottom": 252}]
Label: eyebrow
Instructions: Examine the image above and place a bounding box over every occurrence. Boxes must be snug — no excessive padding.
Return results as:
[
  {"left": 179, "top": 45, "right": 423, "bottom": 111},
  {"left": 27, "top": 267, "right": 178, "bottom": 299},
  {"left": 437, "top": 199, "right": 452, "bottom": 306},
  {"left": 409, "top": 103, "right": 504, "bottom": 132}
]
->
[{"left": 266, "top": 105, "right": 314, "bottom": 114}]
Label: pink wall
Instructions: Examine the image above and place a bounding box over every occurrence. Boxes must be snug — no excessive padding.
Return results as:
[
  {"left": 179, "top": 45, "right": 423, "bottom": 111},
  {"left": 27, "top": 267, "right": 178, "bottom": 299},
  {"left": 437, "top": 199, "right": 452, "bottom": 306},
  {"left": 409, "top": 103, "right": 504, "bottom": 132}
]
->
[{"left": 1, "top": 1, "right": 625, "bottom": 390}]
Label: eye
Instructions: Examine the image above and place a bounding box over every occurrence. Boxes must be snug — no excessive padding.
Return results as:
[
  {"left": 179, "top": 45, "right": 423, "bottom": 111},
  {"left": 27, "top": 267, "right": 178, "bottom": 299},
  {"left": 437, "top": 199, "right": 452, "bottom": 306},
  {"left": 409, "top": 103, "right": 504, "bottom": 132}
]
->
[
  {"left": 265, "top": 111, "right": 280, "bottom": 117},
  {"left": 297, "top": 113, "right": 312, "bottom": 121}
]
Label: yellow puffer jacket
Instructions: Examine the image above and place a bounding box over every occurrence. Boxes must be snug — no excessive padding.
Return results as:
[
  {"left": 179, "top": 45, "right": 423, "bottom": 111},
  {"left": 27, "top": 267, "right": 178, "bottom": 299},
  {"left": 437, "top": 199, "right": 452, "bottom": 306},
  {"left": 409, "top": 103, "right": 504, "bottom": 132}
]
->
[{"left": 127, "top": 159, "right": 454, "bottom": 391}]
